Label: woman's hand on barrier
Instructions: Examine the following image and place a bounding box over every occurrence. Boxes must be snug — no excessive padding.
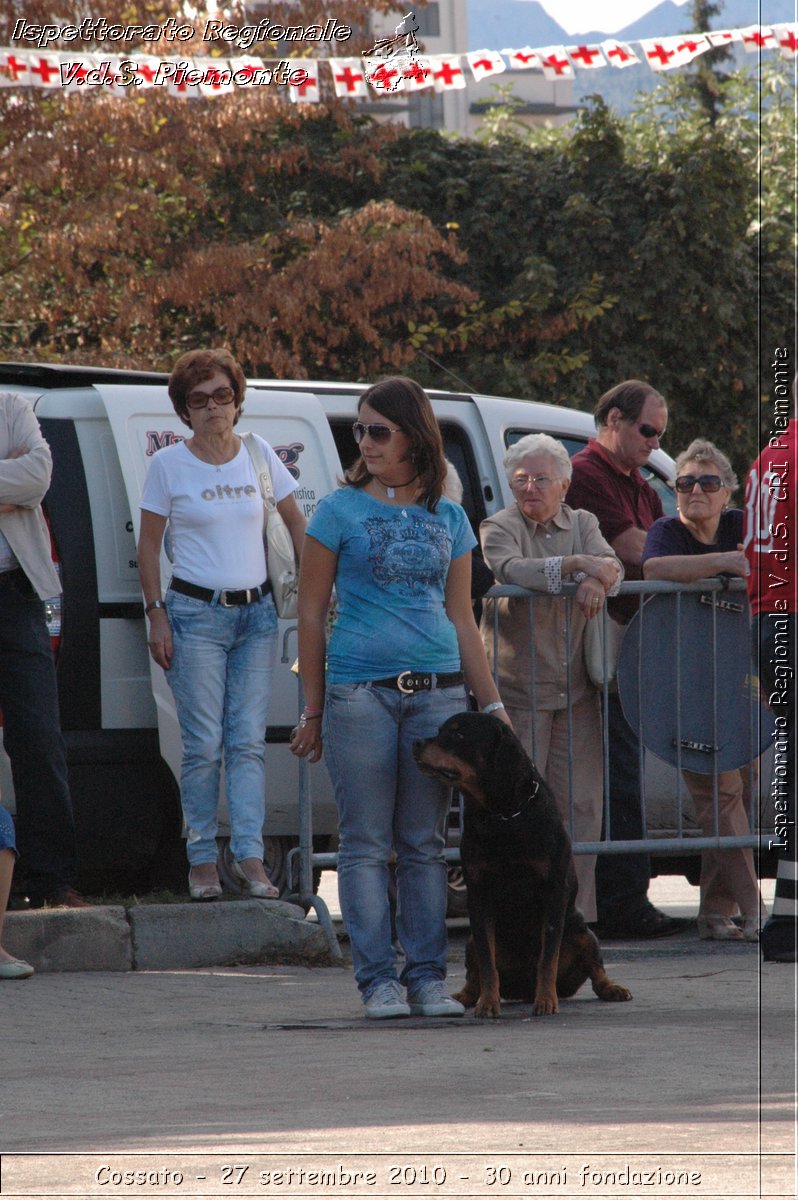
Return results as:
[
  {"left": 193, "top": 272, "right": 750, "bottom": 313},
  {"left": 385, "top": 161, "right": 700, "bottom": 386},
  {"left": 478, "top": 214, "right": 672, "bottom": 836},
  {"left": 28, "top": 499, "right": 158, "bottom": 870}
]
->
[
  {"left": 579, "top": 554, "right": 621, "bottom": 592},
  {"left": 146, "top": 608, "right": 173, "bottom": 670},
  {"left": 575, "top": 576, "right": 606, "bottom": 620}
]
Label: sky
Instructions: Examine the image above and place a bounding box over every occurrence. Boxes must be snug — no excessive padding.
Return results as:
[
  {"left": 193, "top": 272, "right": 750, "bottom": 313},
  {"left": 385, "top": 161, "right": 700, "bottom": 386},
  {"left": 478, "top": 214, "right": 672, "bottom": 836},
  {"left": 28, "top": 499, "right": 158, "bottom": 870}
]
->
[{"left": 535, "top": 0, "right": 691, "bottom": 35}]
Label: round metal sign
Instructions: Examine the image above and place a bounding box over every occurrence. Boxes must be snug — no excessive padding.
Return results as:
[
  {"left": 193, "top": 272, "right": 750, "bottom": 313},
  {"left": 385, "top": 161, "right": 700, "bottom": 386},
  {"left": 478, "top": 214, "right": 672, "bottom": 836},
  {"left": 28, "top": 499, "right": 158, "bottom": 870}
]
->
[{"left": 617, "top": 589, "right": 774, "bottom": 773}]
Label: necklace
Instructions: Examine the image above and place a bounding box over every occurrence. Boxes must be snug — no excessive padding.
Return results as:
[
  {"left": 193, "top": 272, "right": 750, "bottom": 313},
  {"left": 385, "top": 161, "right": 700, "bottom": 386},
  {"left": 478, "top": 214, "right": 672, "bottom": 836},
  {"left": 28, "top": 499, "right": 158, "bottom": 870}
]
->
[{"left": 375, "top": 472, "right": 419, "bottom": 500}]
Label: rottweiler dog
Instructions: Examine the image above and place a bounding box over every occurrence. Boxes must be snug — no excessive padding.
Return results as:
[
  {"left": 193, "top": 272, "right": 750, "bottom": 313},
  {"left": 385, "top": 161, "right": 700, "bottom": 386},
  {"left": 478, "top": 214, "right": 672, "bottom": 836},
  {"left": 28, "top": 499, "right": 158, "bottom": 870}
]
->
[{"left": 413, "top": 712, "right": 632, "bottom": 1017}]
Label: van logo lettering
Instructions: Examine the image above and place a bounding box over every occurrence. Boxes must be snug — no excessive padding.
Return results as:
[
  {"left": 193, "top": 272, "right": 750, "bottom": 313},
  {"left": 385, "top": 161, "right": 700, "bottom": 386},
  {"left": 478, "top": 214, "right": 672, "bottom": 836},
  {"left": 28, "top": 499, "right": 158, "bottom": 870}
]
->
[
  {"left": 146, "top": 431, "right": 185, "bottom": 456},
  {"left": 274, "top": 442, "right": 304, "bottom": 479}
]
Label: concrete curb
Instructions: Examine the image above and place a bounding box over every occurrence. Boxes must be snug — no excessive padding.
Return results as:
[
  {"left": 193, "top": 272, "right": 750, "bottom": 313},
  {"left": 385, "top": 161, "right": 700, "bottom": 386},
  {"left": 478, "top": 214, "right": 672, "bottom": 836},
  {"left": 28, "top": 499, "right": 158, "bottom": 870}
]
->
[{"left": 3, "top": 899, "right": 334, "bottom": 972}]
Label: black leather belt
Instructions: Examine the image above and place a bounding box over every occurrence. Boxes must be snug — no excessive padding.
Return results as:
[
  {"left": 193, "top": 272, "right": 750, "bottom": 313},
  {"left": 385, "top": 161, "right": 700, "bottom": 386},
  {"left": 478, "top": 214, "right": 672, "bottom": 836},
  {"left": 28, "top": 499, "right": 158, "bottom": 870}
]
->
[
  {"left": 370, "top": 670, "right": 464, "bottom": 694},
  {"left": 169, "top": 576, "right": 271, "bottom": 608}
]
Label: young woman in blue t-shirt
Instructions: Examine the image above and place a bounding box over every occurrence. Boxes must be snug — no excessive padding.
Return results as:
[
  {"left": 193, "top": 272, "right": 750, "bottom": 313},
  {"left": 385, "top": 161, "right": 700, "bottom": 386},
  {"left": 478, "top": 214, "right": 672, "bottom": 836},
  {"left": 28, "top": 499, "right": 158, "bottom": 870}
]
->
[{"left": 291, "top": 377, "right": 509, "bottom": 1020}]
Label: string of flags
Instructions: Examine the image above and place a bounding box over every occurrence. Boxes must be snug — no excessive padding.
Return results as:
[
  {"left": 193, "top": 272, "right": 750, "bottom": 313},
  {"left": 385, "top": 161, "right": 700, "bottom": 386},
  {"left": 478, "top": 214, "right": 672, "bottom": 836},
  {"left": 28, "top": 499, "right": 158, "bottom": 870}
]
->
[{"left": 0, "top": 25, "right": 795, "bottom": 101}]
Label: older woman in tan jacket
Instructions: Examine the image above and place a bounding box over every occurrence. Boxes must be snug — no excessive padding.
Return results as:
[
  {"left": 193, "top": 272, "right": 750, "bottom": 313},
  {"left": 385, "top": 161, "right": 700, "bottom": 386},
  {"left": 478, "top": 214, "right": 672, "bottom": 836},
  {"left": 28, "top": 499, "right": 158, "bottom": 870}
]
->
[{"left": 480, "top": 433, "right": 623, "bottom": 921}]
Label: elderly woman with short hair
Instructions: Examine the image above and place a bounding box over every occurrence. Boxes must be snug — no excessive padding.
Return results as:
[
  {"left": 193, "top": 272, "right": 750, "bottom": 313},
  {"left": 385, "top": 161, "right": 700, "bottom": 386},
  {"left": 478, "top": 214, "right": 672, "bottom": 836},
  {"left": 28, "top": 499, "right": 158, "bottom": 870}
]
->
[
  {"left": 643, "top": 439, "right": 765, "bottom": 941},
  {"left": 480, "top": 433, "right": 623, "bottom": 921}
]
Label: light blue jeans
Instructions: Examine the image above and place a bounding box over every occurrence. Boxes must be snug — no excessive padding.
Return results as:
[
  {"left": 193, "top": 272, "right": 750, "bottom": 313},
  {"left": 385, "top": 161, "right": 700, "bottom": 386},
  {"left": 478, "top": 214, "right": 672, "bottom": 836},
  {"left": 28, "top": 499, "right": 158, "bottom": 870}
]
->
[
  {"left": 165, "top": 589, "right": 278, "bottom": 867},
  {"left": 323, "top": 682, "right": 466, "bottom": 999}
]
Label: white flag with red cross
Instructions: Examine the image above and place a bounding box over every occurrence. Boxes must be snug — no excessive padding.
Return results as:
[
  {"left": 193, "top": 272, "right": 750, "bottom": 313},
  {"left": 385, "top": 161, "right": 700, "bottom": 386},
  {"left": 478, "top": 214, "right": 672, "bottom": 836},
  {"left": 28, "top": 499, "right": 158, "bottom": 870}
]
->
[
  {"left": 428, "top": 55, "right": 467, "bottom": 91},
  {"left": 402, "top": 56, "right": 434, "bottom": 90},
  {"left": 773, "top": 24, "right": 798, "bottom": 57},
  {"left": 27, "top": 52, "right": 61, "bottom": 87},
  {"left": 601, "top": 41, "right": 640, "bottom": 68},
  {"left": 363, "top": 55, "right": 406, "bottom": 92},
  {"left": 639, "top": 37, "right": 693, "bottom": 70},
  {"left": 503, "top": 47, "right": 541, "bottom": 70},
  {"left": 566, "top": 44, "right": 606, "bottom": 70},
  {"left": 537, "top": 47, "right": 575, "bottom": 80},
  {"left": 0, "top": 49, "right": 30, "bottom": 86},
  {"left": 329, "top": 58, "right": 368, "bottom": 97},
  {"left": 740, "top": 26, "right": 776, "bottom": 52},
  {"left": 289, "top": 65, "right": 320, "bottom": 103},
  {"left": 467, "top": 49, "right": 506, "bottom": 82}
]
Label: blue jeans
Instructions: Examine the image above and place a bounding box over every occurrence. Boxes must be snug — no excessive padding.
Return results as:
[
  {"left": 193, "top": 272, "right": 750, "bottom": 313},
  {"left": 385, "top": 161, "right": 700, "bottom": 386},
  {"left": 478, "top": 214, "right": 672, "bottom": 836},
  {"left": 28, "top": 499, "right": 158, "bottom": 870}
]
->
[
  {"left": 323, "top": 682, "right": 466, "bottom": 999},
  {"left": 165, "top": 589, "right": 278, "bottom": 867},
  {"left": 0, "top": 570, "right": 76, "bottom": 903}
]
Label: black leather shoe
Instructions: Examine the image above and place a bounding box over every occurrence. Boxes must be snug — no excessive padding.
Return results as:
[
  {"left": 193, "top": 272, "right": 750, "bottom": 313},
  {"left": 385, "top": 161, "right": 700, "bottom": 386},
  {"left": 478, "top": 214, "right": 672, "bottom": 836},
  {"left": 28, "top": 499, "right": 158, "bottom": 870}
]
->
[{"left": 595, "top": 904, "right": 691, "bottom": 940}]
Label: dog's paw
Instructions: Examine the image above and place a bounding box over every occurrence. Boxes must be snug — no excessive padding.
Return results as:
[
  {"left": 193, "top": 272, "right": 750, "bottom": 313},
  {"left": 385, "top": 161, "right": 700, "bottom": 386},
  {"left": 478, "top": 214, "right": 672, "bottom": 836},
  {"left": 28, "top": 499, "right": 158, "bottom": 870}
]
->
[
  {"left": 452, "top": 988, "right": 476, "bottom": 1010},
  {"left": 598, "top": 982, "right": 633, "bottom": 1002},
  {"left": 532, "top": 992, "right": 560, "bottom": 1015},
  {"left": 474, "top": 993, "right": 501, "bottom": 1019}
]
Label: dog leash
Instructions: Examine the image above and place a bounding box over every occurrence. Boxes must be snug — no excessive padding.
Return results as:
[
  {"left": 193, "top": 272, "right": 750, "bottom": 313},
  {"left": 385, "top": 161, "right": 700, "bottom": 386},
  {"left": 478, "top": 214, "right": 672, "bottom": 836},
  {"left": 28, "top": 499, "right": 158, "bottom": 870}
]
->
[{"left": 490, "top": 780, "right": 540, "bottom": 822}]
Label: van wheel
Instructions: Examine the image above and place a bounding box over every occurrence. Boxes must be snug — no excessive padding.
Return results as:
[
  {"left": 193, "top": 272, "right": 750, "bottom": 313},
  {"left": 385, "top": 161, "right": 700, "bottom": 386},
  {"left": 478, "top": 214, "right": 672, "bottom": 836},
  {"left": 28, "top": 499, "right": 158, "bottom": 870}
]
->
[
  {"left": 217, "top": 836, "right": 292, "bottom": 897},
  {"left": 446, "top": 866, "right": 469, "bottom": 919}
]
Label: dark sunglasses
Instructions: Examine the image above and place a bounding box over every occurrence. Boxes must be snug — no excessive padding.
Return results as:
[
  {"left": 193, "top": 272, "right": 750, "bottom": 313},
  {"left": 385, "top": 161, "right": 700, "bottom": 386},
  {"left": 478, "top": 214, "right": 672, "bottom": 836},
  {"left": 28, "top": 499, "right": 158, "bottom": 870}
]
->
[
  {"left": 638, "top": 422, "right": 663, "bottom": 439},
  {"left": 352, "top": 421, "right": 402, "bottom": 445},
  {"left": 674, "top": 474, "right": 723, "bottom": 494},
  {"left": 186, "top": 386, "right": 236, "bottom": 409}
]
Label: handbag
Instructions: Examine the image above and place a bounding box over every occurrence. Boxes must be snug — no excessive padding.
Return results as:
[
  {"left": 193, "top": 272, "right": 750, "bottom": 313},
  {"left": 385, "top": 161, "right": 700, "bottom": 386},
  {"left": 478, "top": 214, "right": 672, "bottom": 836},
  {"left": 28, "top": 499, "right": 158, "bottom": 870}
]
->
[
  {"left": 571, "top": 511, "right": 623, "bottom": 689},
  {"left": 241, "top": 433, "right": 299, "bottom": 620}
]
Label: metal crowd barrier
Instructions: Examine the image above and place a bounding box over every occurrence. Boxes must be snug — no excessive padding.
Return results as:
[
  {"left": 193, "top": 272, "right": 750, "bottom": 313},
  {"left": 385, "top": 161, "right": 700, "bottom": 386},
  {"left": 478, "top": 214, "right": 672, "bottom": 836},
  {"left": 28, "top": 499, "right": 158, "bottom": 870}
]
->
[{"left": 287, "top": 579, "right": 777, "bottom": 943}]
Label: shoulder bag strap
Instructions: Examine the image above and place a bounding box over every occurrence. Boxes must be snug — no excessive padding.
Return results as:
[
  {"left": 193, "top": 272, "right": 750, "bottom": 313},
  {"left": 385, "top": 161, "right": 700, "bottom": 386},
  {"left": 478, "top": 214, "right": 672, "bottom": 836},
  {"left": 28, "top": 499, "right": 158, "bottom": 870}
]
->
[{"left": 241, "top": 431, "right": 276, "bottom": 511}]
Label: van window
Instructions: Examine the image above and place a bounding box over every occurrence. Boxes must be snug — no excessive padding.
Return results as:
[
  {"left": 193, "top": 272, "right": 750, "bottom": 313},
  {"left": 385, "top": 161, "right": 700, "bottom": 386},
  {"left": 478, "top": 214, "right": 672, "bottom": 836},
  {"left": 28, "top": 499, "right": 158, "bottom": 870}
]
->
[{"left": 327, "top": 418, "right": 487, "bottom": 534}]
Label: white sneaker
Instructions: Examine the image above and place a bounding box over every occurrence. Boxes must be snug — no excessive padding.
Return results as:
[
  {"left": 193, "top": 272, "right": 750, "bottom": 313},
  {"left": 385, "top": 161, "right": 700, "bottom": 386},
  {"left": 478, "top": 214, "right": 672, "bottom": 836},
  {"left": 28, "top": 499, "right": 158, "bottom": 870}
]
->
[
  {"left": 407, "top": 980, "right": 465, "bottom": 1017},
  {"left": 363, "top": 980, "right": 411, "bottom": 1020}
]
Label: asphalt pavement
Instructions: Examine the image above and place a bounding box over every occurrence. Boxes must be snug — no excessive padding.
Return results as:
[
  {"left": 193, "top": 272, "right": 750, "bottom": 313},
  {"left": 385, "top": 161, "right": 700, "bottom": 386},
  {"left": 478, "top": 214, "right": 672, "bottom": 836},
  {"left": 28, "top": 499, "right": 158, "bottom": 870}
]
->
[{"left": 2, "top": 877, "right": 795, "bottom": 1200}]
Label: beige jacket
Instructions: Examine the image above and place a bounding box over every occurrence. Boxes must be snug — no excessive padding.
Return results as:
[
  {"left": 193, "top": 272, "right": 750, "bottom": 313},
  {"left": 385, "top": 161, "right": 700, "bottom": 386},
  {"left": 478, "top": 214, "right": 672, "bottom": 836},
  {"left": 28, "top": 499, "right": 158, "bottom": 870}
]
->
[
  {"left": 0, "top": 391, "right": 61, "bottom": 599},
  {"left": 480, "top": 502, "right": 622, "bottom": 710}
]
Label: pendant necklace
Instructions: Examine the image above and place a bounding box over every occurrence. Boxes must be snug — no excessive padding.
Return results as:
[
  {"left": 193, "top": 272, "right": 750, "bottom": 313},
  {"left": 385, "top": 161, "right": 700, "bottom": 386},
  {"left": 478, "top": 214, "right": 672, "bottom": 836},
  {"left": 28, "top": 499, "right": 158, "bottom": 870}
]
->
[{"left": 376, "top": 472, "right": 419, "bottom": 500}]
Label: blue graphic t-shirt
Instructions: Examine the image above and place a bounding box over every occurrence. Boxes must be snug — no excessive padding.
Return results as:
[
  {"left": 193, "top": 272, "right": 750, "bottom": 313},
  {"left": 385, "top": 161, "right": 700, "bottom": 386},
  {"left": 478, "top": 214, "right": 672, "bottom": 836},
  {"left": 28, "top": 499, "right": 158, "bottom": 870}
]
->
[{"left": 307, "top": 487, "right": 477, "bottom": 684}]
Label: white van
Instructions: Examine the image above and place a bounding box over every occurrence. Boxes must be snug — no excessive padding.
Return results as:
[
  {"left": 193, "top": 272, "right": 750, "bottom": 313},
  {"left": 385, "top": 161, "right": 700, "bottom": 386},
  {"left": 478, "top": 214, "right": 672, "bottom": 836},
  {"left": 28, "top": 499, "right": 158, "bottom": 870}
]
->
[{"left": 0, "top": 362, "right": 678, "bottom": 896}]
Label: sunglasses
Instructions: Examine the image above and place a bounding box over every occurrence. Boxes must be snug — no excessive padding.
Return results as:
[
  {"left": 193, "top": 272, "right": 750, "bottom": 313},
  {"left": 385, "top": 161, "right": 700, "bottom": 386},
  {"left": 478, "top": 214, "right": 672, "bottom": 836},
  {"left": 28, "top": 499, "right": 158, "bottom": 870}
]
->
[
  {"left": 352, "top": 421, "right": 402, "bottom": 445},
  {"left": 637, "top": 422, "right": 663, "bottom": 439},
  {"left": 674, "top": 474, "right": 723, "bottom": 494},
  {"left": 186, "top": 386, "right": 236, "bottom": 409}
]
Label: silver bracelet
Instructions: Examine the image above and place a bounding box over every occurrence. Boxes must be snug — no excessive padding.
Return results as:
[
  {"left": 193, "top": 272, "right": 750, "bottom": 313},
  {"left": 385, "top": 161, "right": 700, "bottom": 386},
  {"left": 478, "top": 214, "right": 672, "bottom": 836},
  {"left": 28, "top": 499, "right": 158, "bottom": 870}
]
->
[{"left": 481, "top": 701, "right": 505, "bottom": 715}]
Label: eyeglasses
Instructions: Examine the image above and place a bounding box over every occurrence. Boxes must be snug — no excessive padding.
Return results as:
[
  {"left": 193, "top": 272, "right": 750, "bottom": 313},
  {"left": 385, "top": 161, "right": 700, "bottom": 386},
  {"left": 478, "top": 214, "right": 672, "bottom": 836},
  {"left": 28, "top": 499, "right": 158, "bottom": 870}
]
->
[
  {"left": 511, "top": 475, "right": 557, "bottom": 491},
  {"left": 674, "top": 474, "right": 724, "bottom": 494},
  {"left": 186, "top": 386, "right": 235, "bottom": 410},
  {"left": 638, "top": 423, "right": 664, "bottom": 439},
  {"left": 352, "top": 421, "right": 402, "bottom": 445}
]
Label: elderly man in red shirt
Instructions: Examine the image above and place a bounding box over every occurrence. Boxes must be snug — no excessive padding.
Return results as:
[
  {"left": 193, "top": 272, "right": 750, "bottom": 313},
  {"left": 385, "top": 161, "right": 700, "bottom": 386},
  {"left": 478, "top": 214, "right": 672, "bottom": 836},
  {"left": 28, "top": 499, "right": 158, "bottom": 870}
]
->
[{"left": 568, "top": 380, "right": 687, "bottom": 939}]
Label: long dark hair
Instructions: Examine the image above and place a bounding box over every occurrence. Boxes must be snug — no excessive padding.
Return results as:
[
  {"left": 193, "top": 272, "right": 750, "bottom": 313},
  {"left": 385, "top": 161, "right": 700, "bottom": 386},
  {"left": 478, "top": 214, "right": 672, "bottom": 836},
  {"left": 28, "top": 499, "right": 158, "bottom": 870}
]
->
[{"left": 345, "top": 377, "right": 447, "bottom": 511}]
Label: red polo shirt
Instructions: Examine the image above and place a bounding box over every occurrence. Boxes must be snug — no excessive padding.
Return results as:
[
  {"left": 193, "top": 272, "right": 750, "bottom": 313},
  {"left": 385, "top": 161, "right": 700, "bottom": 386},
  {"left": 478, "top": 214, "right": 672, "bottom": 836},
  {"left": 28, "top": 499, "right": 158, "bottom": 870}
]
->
[{"left": 568, "top": 439, "right": 663, "bottom": 622}]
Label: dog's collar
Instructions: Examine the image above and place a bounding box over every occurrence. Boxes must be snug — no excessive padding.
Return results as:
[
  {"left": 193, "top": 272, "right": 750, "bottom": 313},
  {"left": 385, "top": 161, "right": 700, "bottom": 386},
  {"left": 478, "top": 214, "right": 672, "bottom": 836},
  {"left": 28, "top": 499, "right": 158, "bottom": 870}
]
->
[{"left": 491, "top": 780, "right": 539, "bottom": 822}]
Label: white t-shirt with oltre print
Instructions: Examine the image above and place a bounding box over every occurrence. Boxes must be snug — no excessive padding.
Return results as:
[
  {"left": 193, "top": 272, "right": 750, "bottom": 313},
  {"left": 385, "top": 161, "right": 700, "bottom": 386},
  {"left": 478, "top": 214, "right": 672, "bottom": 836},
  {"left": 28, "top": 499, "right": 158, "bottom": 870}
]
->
[{"left": 140, "top": 435, "right": 296, "bottom": 591}]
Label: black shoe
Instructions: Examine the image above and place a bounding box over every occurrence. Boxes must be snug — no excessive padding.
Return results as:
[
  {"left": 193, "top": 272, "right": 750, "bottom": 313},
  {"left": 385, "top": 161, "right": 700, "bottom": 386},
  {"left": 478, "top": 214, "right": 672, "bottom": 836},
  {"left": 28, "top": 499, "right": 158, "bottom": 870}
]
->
[
  {"left": 595, "top": 903, "right": 691, "bottom": 940},
  {"left": 760, "top": 920, "right": 798, "bottom": 963}
]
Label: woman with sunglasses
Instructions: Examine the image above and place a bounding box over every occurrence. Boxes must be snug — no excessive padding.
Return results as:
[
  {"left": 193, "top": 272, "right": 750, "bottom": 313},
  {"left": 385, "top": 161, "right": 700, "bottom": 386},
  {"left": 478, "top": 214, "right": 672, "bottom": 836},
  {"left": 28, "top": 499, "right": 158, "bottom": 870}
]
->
[
  {"left": 291, "top": 376, "right": 509, "bottom": 1020},
  {"left": 642, "top": 439, "right": 765, "bottom": 940},
  {"left": 137, "top": 348, "right": 306, "bottom": 902}
]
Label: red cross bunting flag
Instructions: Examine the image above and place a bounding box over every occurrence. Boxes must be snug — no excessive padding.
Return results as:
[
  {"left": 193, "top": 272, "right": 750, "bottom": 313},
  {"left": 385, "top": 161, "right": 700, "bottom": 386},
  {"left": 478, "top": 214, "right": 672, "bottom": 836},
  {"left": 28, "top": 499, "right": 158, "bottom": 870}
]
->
[
  {"left": 403, "top": 57, "right": 434, "bottom": 91},
  {"left": 467, "top": 49, "right": 506, "bottom": 81},
  {"left": 640, "top": 36, "right": 694, "bottom": 70},
  {"left": 537, "top": 47, "right": 575, "bottom": 80},
  {"left": 774, "top": 25, "right": 798, "bottom": 56},
  {"left": 329, "top": 58, "right": 368, "bottom": 97},
  {"left": 289, "top": 66, "right": 319, "bottom": 103},
  {"left": 503, "top": 47, "right": 542, "bottom": 70},
  {"left": 0, "top": 19, "right": 793, "bottom": 100},
  {"left": 566, "top": 45, "right": 606, "bottom": 70},
  {"left": 601, "top": 40, "right": 640, "bottom": 68},
  {"left": 429, "top": 55, "right": 467, "bottom": 91},
  {"left": 740, "top": 26, "right": 777, "bottom": 51}
]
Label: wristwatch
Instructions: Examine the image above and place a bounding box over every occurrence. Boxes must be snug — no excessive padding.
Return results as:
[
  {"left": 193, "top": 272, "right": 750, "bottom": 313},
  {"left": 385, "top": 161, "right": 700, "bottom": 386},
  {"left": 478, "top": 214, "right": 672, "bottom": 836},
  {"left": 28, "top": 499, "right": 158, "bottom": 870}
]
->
[{"left": 145, "top": 600, "right": 165, "bottom": 615}]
